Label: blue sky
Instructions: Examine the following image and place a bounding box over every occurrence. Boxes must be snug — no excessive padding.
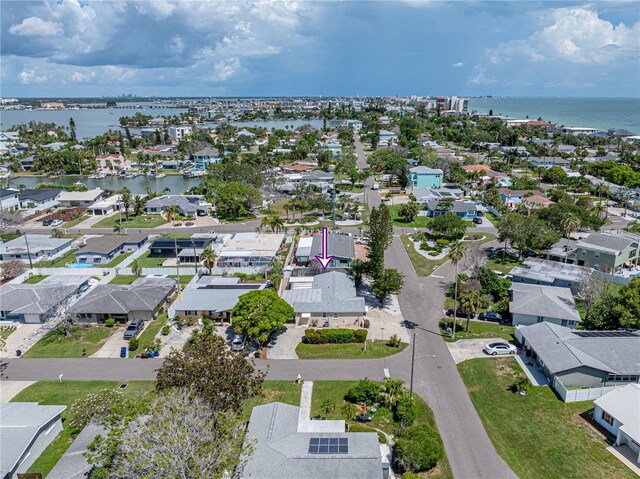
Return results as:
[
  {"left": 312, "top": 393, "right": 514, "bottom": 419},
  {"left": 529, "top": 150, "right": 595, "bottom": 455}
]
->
[{"left": 1, "top": 1, "right": 639, "bottom": 97}]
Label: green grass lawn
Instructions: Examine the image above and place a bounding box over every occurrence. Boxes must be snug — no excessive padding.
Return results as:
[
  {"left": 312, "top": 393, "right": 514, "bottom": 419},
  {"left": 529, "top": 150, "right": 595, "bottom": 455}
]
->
[
  {"left": 109, "top": 275, "right": 138, "bottom": 284},
  {"left": 12, "top": 381, "right": 155, "bottom": 477},
  {"left": 296, "top": 341, "right": 408, "bottom": 359},
  {"left": 401, "top": 235, "right": 449, "bottom": 276},
  {"left": 91, "top": 214, "right": 168, "bottom": 229},
  {"left": 95, "top": 252, "right": 132, "bottom": 268},
  {"left": 22, "top": 274, "right": 49, "bottom": 284},
  {"left": 484, "top": 257, "right": 524, "bottom": 275},
  {"left": 389, "top": 205, "right": 431, "bottom": 228},
  {"left": 1, "top": 327, "right": 16, "bottom": 340},
  {"left": 458, "top": 358, "right": 636, "bottom": 479},
  {"left": 164, "top": 233, "right": 194, "bottom": 239},
  {"left": 129, "top": 313, "right": 168, "bottom": 357},
  {"left": 39, "top": 249, "right": 78, "bottom": 267},
  {"left": 486, "top": 212, "right": 501, "bottom": 223},
  {"left": 171, "top": 275, "right": 195, "bottom": 286},
  {"left": 23, "top": 326, "right": 114, "bottom": 358},
  {"left": 242, "top": 380, "right": 304, "bottom": 420},
  {"left": 136, "top": 250, "right": 166, "bottom": 267},
  {"left": 439, "top": 319, "right": 515, "bottom": 342},
  {"left": 62, "top": 214, "right": 89, "bottom": 228}
]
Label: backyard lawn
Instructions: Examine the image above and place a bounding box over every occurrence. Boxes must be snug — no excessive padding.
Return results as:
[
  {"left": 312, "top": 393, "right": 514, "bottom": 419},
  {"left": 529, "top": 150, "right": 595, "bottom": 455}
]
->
[
  {"left": 92, "top": 214, "right": 167, "bottom": 229},
  {"left": 484, "top": 256, "right": 524, "bottom": 275},
  {"left": 458, "top": 358, "right": 636, "bottom": 479},
  {"left": 23, "top": 326, "right": 114, "bottom": 358},
  {"left": 109, "top": 275, "right": 138, "bottom": 284},
  {"left": 400, "top": 235, "right": 449, "bottom": 276},
  {"left": 22, "top": 274, "right": 49, "bottom": 284},
  {"left": 389, "top": 205, "right": 431, "bottom": 228},
  {"left": 12, "top": 381, "right": 155, "bottom": 477},
  {"left": 439, "top": 319, "right": 515, "bottom": 342},
  {"left": 95, "top": 252, "right": 132, "bottom": 268},
  {"left": 38, "top": 249, "right": 78, "bottom": 267},
  {"left": 296, "top": 340, "right": 408, "bottom": 359},
  {"left": 129, "top": 313, "right": 168, "bottom": 357},
  {"left": 136, "top": 250, "right": 166, "bottom": 267}
]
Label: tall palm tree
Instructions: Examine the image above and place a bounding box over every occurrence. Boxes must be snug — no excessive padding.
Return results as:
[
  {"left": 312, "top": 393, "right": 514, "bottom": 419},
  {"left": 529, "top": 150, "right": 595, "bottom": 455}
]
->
[
  {"left": 561, "top": 213, "right": 580, "bottom": 238},
  {"left": 133, "top": 195, "right": 146, "bottom": 217},
  {"left": 448, "top": 241, "right": 466, "bottom": 340},
  {"left": 120, "top": 188, "right": 132, "bottom": 222},
  {"left": 459, "top": 289, "right": 482, "bottom": 332},
  {"left": 350, "top": 258, "right": 368, "bottom": 287},
  {"left": 130, "top": 259, "right": 142, "bottom": 278},
  {"left": 165, "top": 205, "right": 180, "bottom": 223},
  {"left": 201, "top": 248, "right": 217, "bottom": 274}
]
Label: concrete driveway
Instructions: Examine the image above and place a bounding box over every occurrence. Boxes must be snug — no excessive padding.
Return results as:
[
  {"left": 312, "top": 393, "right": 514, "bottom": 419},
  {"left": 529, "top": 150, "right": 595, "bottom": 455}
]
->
[
  {"left": 446, "top": 338, "right": 515, "bottom": 364},
  {"left": 89, "top": 327, "right": 128, "bottom": 358},
  {"left": 0, "top": 323, "right": 44, "bottom": 358},
  {"left": 267, "top": 326, "right": 305, "bottom": 359}
]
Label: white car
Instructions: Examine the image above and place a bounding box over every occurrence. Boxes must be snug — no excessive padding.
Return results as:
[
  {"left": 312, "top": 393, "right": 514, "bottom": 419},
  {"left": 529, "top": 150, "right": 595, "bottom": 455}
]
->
[
  {"left": 50, "top": 219, "right": 63, "bottom": 227},
  {"left": 484, "top": 342, "right": 517, "bottom": 356},
  {"left": 231, "top": 334, "right": 246, "bottom": 352}
]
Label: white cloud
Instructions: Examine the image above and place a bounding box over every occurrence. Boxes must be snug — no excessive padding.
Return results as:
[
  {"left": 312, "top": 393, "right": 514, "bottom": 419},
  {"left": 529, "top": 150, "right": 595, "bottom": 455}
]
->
[
  {"left": 18, "top": 69, "right": 48, "bottom": 84},
  {"left": 212, "top": 58, "right": 241, "bottom": 81},
  {"left": 9, "top": 17, "right": 63, "bottom": 36},
  {"left": 489, "top": 7, "right": 640, "bottom": 65},
  {"left": 469, "top": 69, "right": 496, "bottom": 85},
  {"left": 69, "top": 71, "right": 96, "bottom": 83},
  {"left": 451, "top": 62, "right": 464, "bottom": 67}
]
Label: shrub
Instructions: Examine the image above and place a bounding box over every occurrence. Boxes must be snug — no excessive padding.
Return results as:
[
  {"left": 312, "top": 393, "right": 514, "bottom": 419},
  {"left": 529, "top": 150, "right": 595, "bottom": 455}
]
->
[
  {"left": 428, "top": 251, "right": 439, "bottom": 257},
  {"left": 435, "top": 238, "right": 450, "bottom": 246},
  {"left": 395, "top": 393, "right": 416, "bottom": 427},
  {"left": 304, "top": 328, "right": 367, "bottom": 344},
  {"left": 353, "top": 329, "right": 368, "bottom": 343},
  {"left": 387, "top": 334, "right": 401, "bottom": 348},
  {"left": 161, "top": 324, "right": 171, "bottom": 336},
  {"left": 128, "top": 337, "right": 139, "bottom": 352},
  {"left": 105, "top": 318, "right": 115, "bottom": 328},
  {"left": 419, "top": 242, "right": 431, "bottom": 251},
  {"left": 345, "top": 378, "right": 380, "bottom": 405},
  {"left": 395, "top": 425, "right": 444, "bottom": 472}
]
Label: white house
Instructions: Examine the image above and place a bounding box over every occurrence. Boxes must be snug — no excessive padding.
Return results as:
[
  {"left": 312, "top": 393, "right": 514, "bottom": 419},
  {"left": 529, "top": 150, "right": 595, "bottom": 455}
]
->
[
  {"left": 593, "top": 384, "right": 640, "bottom": 465},
  {"left": 169, "top": 125, "right": 192, "bottom": 143},
  {"left": 18, "top": 188, "right": 61, "bottom": 212},
  {"left": 0, "top": 189, "right": 20, "bottom": 212},
  {"left": 58, "top": 189, "right": 104, "bottom": 208}
]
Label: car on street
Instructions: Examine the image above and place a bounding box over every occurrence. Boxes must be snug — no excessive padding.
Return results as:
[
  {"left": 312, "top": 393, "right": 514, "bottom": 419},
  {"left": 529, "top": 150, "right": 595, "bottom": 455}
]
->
[
  {"left": 473, "top": 217, "right": 483, "bottom": 224},
  {"left": 42, "top": 219, "right": 53, "bottom": 226},
  {"left": 123, "top": 318, "right": 144, "bottom": 339},
  {"left": 51, "top": 219, "right": 63, "bottom": 227},
  {"left": 484, "top": 342, "right": 517, "bottom": 356},
  {"left": 231, "top": 334, "right": 246, "bottom": 352},
  {"left": 356, "top": 237, "right": 370, "bottom": 244},
  {"left": 478, "top": 311, "right": 503, "bottom": 322},
  {"left": 446, "top": 307, "right": 474, "bottom": 319}
]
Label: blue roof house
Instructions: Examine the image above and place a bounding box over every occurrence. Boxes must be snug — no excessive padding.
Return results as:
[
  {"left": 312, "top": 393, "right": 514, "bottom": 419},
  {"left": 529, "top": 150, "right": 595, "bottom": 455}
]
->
[{"left": 410, "top": 166, "right": 443, "bottom": 189}]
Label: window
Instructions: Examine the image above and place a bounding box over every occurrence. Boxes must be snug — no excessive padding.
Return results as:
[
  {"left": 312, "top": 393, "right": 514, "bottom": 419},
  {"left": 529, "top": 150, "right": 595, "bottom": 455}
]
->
[
  {"left": 322, "top": 312, "right": 327, "bottom": 318},
  {"left": 581, "top": 250, "right": 586, "bottom": 256},
  {"left": 594, "top": 252, "right": 600, "bottom": 258},
  {"left": 536, "top": 316, "right": 544, "bottom": 323},
  {"left": 184, "top": 310, "right": 197, "bottom": 316},
  {"left": 601, "top": 411, "right": 614, "bottom": 426},
  {"left": 333, "top": 313, "right": 338, "bottom": 319}
]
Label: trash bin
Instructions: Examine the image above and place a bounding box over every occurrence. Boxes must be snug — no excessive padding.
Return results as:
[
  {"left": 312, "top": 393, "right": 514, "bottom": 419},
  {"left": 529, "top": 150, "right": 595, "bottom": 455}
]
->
[
  {"left": 120, "top": 346, "right": 127, "bottom": 358},
  {"left": 15, "top": 350, "right": 21, "bottom": 357}
]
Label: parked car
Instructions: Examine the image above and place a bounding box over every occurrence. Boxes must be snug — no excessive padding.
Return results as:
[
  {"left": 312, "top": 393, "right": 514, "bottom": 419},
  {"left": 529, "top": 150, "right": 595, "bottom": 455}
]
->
[
  {"left": 231, "top": 334, "right": 246, "bottom": 352},
  {"left": 446, "top": 307, "right": 474, "bottom": 319},
  {"left": 356, "top": 237, "right": 370, "bottom": 245},
  {"left": 484, "top": 342, "right": 517, "bottom": 356},
  {"left": 473, "top": 217, "right": 483, "bottom": 224},
  {"left": 476, "top": 211, "right": 484, "bottom": 217},
  {"left": 479, "top": 311, "right": 503, "bottom": 322},
  {"left": 51, "top": 219, "right": 63, "bottom": 227},
  {"left": 123, "top": 318, "right": 144, "bottom": 339},
  {"left": 42, "top": 219, "right": 53, "bottom": 226},
  {"left": 522, "top": 249, "right": 538, "bottom": 258}
]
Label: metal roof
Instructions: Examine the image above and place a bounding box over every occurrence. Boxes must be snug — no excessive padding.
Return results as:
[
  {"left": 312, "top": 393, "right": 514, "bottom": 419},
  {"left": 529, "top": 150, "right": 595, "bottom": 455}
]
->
[{"left": 282, "top": 272, "right": 365, "bottom": 314}]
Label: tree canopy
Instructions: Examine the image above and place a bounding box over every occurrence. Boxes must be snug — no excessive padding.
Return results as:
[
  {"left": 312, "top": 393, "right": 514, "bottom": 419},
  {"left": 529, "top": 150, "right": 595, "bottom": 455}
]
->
[{"left": 231, "top": 290, "right": 294, "bottom": 345}]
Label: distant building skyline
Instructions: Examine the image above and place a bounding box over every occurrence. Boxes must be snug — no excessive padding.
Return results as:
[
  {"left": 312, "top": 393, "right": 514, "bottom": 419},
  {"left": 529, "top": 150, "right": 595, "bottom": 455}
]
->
[{"left": 1, "top": 1, "right": 638, "bottom": 98}]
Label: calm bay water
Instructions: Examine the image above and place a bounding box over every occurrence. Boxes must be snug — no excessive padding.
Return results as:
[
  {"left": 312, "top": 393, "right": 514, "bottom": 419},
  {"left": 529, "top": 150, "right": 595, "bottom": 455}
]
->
[{"left": 469, "top": 97, "right": 640, "bottom": 134}]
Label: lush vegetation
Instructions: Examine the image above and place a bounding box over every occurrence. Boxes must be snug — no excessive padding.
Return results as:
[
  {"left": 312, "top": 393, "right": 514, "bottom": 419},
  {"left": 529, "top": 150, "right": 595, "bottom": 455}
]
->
[
  {"left": 23, "top": 326, "right": 113, "bottom": 358},
  {"left": 22, "top": 274, "right": 48, "bottom": 284},
  {"left": 439, "top": 319, "right": 515, "bottom": 342},
  {"left": 296, "top": 340, "right": 408, "bottom": 359},
  {"left": 304, "top": 328, "right": 368, "bottom": 344},
  {"left": 231, "top": 290, "right": 294, "bottom": 345}
]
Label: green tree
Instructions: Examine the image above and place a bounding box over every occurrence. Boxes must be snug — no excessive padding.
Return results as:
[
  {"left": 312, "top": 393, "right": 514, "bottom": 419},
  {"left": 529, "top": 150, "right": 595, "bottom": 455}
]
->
[
  {"left": 429, "top": 213, "right": 467, "bottom": 240},
  {"left": 372, "top": 268, "right": 405, "bottom": 301},
  {"left": 459, "top": 289, "right": 482, "bottom": 332},
  {"left": 366, "top": 204, "right": 394, "bottom": 279},
  {"left": 214, "top": 182, "right": 261, "bottom": 220},
  {"left": 156, "top": 334, "right": 265, "bottom": 413},
  {"left": 398, "top": 201, "right": 419, "bottom": 223},
  {"left": 133, "top": 195, "right": 146, "bottom": 217},
  {"left": 231, "top": 290, "right": 294, "bottom": 346},
  {"left": 395, "top": 425, "right": 445, "bottom": 473},
  {"left": 165, "top": 205, "right": 180, "bottom": 223},
  {"left": 378, "top": 378, "right": 405, "bottom": 409},
  {"left": 119, "top": 188, "right": 132, "bottom": 222},
  {"left": 201, "top": 248, "right": 217, "bottom": 274},
  {"left": 349, "top": 258, "right": 368, "bottom": 287},
  {"left": 268, "top": 258, "right": 284, "bottom": 290},
  {"left": 130, "top": 259, "right": 142, "bottom": 278},
  {"left": 448, "top": 241, "right": 466, "bottom": 340},
  {"left": 320, "top": 399, "right": 336, "bottom": 419},
  {"left": 69, "top": 117, "right": 76, "bottom": 142}
]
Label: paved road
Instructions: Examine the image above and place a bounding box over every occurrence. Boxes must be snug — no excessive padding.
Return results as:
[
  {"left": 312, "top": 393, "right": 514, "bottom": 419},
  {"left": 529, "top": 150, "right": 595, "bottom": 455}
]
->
[{"left": 3, "top": 137, "right": 517, "bottom": 478}]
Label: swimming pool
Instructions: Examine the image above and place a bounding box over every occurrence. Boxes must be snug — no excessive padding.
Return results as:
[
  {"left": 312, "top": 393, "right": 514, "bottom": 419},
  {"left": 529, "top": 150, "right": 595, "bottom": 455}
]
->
[{"left": 67, "top": 263, "right": 94, "bottom": 269}]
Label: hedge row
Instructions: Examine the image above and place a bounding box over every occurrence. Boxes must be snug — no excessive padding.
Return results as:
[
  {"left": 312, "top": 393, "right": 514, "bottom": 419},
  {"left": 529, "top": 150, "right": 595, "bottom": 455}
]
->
[{"left": 304, "top": 328, "right": 367, "bottom": 344}]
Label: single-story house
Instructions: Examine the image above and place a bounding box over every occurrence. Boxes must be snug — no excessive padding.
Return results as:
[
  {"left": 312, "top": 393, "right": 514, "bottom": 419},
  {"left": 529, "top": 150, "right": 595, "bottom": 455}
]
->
[
  {"left": 516, "top": 322, "right": 640, "bottom": 388},
  {"left": 0, "top": 276, "right": 90, "bottom": 323},
  {"left": 69, "top": 277, "right": 177, "bottom": 323},
  {"left": 58, "top": 189, "right": 104, "bottom": 208},
  {"left": 521, "top": 194, "right": 555, "bottom": 209},
  {"left": 295, "top": 233, "right": 355, "bottom": 268},
  {"left": 529, "top": 157, "right": 572, "bottom": 169},
  {"left": 145, "top": 195, "right": 207, "bottom": 216},
  {"left": 172, "top": 277, "right": 266, "bottom": 320},
  {"left": 242, "top": 402, "right": 384, "bottom": 479},
  {"left": 282, "top": 272, "right": 366, "bottom": 326},
  {"left": 425, "top": 200, "right": 477, "bottom": 218},
  {"left": 509, "top": 258, "right": 587, "bottom": 294},
  {"left": 498, "top": 188, "right": 546, "bottom": 208},
  {"left": 0, "top": 402, "right": 66, "bottom": 479},
  {"left": 75, "top": 234, "right": 148, "bottom": 265},
  {"left": 593, "top": 384, "right": 640, "bottom": 464},
  {"left": 218, "top": 232, "right": 284, "bottom": 268},
  {"left": 148, "top": 235, "right": 215, "bottom": 258},
  {"left": 17, "top": 188, "right": 61, "bottom": 211},
  {"left": 509, "top": 283, "right": 581, "bottom": 329},
  {"left": 409, "top": 166, "right": 443, "bottom": 189},
  {"left": 541, "top": 238, "right": 579, "bottom": 264},
  {"left": 0, "top": 235, "right": 72, "bottom": 263},
  {"left": 191, "top": 147, "right": 220, "bottom": 168},
  {"left": 87, "top": 195, "right": 121, "bottom": 216}
]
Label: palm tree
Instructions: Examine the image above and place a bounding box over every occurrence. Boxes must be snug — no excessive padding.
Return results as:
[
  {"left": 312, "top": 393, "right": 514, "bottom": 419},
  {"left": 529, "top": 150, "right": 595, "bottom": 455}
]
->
[
  {"left": 165, "top": 205, "right": 180, "bottom": 223},
  {"left": 51, "top": 228, "right": 63, "bottom": 238},
  {"left": 201, "top": 248, "right": 217, "bottom": 274},
  {"left": 350, "top": 258, "right": 368, "bottom": 287},
  {"left": 561, "top": 213, "right": 580, "bottom": 238},
  {"left": 378, "top": 378, "right": 405, "bottom": 408},
  {"left": 120, "top": 188, "right": 132, "bottom": 222},
  {"left": 459, "top": 289, "right": 482, "bottom": 332},
  {"left": 133, "top": 195, "right": 146, "bottom": 217},
  {"left": 268, "top": 258, "right": 284, "bottom": 290},
  {"left": 113, "top": 224, "right": 123, "bottom": 234},
  {"left": 131, "top": 259, "right": 142, "bottom": 278},
  {"left": 448, "top": 241, "right": 466, "bottom": 340}
]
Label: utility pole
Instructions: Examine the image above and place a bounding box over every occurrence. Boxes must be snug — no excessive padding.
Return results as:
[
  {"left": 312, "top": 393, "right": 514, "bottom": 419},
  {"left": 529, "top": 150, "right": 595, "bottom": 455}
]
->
[
  {"left": 331, "top": 186, "right": 336, "bottom": 233},
  {"left": 24, "top": 233, "right": 34, "bottom": 269},
  {"left": 191, "top": 239, "right": 198, "bottom": 276},
  {"left": 409, "top": 332, "right": 416, "bottom": 399}
]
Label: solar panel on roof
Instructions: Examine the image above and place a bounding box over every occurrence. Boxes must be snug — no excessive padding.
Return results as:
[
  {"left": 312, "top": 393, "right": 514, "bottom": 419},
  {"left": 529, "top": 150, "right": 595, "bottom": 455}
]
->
[
  {"left": 574, "top": 331, "right": 637, "bottom": 338},
  {"left": 308, "top": 437, "right": 348, "bottom": 454}
]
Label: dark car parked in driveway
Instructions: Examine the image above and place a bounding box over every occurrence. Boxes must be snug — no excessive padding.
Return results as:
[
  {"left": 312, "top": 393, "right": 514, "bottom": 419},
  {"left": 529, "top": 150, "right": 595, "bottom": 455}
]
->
[
  {"left": 446, "top": 307, "right": 474, "bottom": 319},
  {"left": 123, "top": 318, "right": 144, "bottom": 339},
  {"left": 479, "top": 311, "right": 503, "bottom": 322},
  {"left": 42, "top": 219, "right": 53, "bottom": 226},
  {"left": 473, "top": 217, "right": 483, "bottom": 224}
]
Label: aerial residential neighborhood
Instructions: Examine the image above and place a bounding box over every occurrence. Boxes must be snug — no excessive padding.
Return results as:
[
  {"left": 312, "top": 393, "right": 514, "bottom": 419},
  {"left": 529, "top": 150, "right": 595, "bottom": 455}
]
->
[{"left": 0, "top": 1, "right": 639, "bottom": 479}]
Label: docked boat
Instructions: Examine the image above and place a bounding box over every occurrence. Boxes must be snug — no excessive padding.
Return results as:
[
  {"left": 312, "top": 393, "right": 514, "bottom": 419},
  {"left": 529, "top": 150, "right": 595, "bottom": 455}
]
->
[
  {"left": 95, "top": 173, "right": 107, "bottom": 179},
  {"left": 155, "top": 172, "right": 167, "bottom": 179},
  {"left": 74, "top": 181, "right": 84, "bottom": 186}
]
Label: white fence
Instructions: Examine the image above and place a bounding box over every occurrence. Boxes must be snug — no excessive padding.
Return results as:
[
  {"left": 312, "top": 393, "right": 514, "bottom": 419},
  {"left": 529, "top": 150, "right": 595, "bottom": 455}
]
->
[
  {"left": 119, "top": 266, "right": 265, "bottom": 276},
  {"left": 553, "top": 377, "right": 627, "bottom": 402}
]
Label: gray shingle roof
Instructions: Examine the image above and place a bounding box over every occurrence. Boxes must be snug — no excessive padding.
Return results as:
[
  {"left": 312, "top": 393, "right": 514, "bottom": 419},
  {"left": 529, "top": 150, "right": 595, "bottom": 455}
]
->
[
  {"left": 576, "top": 232, "right": 639, "bottom": 254},
  {"left": 309, "top": 233, "right": 355, "bottom": 260},
  {"left": 242, "top": 402, "right": 383, "bottom": 479},
  {"left": 68, "top": 277, "right": 176, "bottom": 315},
  {"left": 510, "top": 283, "right": 581, "bottom": 322},
  {"left": 18, "top": 188, "right": 61, "bottom": 203},
  {"left": 519, "top": 322, "right": 640, "bottom": 375},
  {"left": 0, "top": 235, "right": 71, "bottom": 256},
  {"left": 76, "top": 234, "right": 147, "bottom": 256},
  {"left": 173, "top": 277, "right": 266, "bottom": 313},
  {"left": 282, "top": 272, "right": 365, "bottom": 314},
  {"left": 192, "top": 147, "right": 219, "bottom": 157},
  {"left": 145, "top": 195, "right": 205, "bottom": 214},
  {"left": 0, "top": 276, "right": 87, "bottom": 315}
]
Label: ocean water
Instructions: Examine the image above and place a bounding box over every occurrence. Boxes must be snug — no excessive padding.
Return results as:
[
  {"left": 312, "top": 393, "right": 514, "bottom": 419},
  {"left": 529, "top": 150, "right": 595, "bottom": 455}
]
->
[{"left": 469, "top": 97, "right": 640, "bottom": 135}]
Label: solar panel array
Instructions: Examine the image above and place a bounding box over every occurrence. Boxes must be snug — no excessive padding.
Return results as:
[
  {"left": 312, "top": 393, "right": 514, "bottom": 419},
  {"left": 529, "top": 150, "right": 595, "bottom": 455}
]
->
[
  {"left": 308, "top": 437, "right": 348, "bottom": 454},
  {"left": 574, "top": 331, "right": 637, "bottom": 338}
]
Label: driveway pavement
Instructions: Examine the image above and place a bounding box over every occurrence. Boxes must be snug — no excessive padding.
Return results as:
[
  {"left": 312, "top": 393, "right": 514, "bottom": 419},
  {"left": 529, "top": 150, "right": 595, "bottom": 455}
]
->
[
  {"left": 89, "top": 327, "right": 128, "bottom": 358},
  {"left": 446, "top": 338, "right": 510, "bottom": 364},
  {"left": 0, "top": 380, "right": 35, "bottom": 402},
  {"left": 159, "top": 325, "right": 196, "bottom": 357},
  {"left": 0, "top": 323, "right": 44, "bottom": 358},
  {"left": 267, "top": 326, "right": 305, "bottom": 359}
]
